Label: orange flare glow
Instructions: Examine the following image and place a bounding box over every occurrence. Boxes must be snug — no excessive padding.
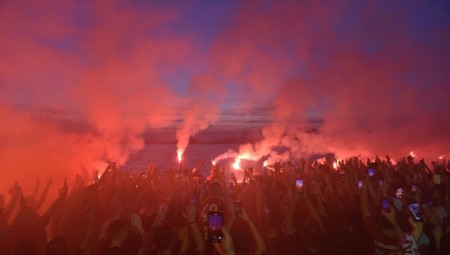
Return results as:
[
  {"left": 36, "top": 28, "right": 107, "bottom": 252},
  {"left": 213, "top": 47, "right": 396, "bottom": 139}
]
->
[
  {"left": 263, "top": 160, "right": 268, "bottom": 167},
  {"left": 232, "top": 159, "right": 241, "bottom": 170},
  {"left": 212, "top": 160, "right": 216, "bottom": 166},
  {"left": 94, "top": 160, "right": 109, "bottom": 180},
  {"left": 177, "top": 150, "right": 183, "bottom": 162}
]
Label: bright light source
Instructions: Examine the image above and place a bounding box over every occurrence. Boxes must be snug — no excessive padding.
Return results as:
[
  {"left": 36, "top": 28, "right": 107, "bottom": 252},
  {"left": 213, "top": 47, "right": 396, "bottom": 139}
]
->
[
  {"left": 232, "top": 159, "right": 241, "bottom": 170},
  {"left": 333, "top": 161, "right": 338, "bottom": 170},
  {"left": 177, "top": 150, "right": 183, "bottom": 162}
]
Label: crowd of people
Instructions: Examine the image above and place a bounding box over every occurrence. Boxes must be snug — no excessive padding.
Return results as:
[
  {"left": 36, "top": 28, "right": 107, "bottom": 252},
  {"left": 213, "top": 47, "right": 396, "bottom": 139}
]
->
[{"left": 0, "top": 155, "right": 449, "bottom": 255}]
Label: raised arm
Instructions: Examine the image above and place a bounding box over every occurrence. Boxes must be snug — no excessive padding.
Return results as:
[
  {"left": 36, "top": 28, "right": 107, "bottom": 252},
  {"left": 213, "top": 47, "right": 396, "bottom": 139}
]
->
[
  {"left": 40, "top": 178, "right": 68, "bottom": 226},
  {"left": 381, "top": 205, "right": 404, "bottom": 240},
  {"left": 303, "top": 181, "right": 325, "bottom": 233},
  {"left": 284, "top": 188, "right": 299, "bottom": 237},
  {"left": 78, "top": 207, "right": 94, "bottom": 254},
  {"left": 2, "top": 182, "right": 22, "bottom": 222},
  {"left": 183, "top": 203, "right": 206, "bottom": 255},
  {"left": 130, "top": 213, "right": 146, "bottom": 255},
  {"left": 360, "top": 176, "right": 371, "bottom": 218},
  {"left": 35, "top": 175, "right": 52, "bottom": 211},
  {"left": 239, "top": 209, "right": 266, "bottom": 255},
  {"left": 213, "top": 227, "right": 236, "bottom": 255}
]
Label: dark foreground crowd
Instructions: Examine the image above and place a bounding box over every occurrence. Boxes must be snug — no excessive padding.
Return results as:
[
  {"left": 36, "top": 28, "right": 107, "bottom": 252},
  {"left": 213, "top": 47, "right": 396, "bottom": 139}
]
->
[{"left": 0, "top": 155, "right": 449, "bottom": 255}]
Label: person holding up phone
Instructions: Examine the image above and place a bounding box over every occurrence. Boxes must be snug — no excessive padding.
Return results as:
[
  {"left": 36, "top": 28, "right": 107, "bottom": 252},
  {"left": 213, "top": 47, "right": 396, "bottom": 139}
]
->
[
  {"left": 233, "top": 201, "right": 242, "bottom": 217},
  {"left": 406, "top": 209, "right": 430, "bottom": 254},
  {"left": 213, "top": 227, "right": 236, "bottom": 255},
  {"left": 360, "top": 177, "right": 404, "bottom": 254},
  {"left": 208, "top": 211, "right": 224, "bottom": 243}
]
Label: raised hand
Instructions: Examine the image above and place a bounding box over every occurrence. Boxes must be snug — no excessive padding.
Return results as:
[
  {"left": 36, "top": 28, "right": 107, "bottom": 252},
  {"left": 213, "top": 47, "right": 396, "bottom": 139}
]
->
[
  {"left": 182, "top": 203, "right": 197, "bottom": 224},
  {"left": 213, "top": 227, "right": 235, "bottom": 255},
  {"left": 130, "top": 213, "right": 143, "bottom": 228},
  {"left": 431, "top": 223, "right": 443, "bottom": 242},
  {"left": 221, "top": 227, "right": 234, "bottom": 253},
  {"left": 238, "top": 208, "right": 251, "bottom": 222},
  {"left": 153, "top": 206, "right": 168, "bottom": 227}
]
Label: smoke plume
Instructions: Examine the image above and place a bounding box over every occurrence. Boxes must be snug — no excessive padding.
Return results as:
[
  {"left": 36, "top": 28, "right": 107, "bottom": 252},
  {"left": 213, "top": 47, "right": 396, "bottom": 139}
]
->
[{"left": 211, "top": 0, "right": 450, "bottom": 164}]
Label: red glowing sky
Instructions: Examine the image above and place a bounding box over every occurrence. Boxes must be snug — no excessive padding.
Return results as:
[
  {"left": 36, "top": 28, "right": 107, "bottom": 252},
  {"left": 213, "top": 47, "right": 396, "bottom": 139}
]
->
[{"left": 0, "top": 0, "right": 449, "bottom": 191}]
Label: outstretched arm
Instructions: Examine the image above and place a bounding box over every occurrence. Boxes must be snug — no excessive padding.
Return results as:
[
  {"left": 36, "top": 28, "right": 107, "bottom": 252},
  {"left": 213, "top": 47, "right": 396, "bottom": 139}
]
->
[
  {"left": 130, "top": 213, "right": 146, "bottom": 255},
  {"left": 79, "top": 208, "right": 94, "bottom": 254},
  {"left": 3, "top": 182, "right": 22, "bottom": 222},
  {"left": 239, "top": 209, "right": 266, "bottom": 255},
  {"left": 303, "top": 183, "right": 325, "bottom": 233},
  {"left": 35, "top": 176, "right": 52, "bottom": 211},
  {"left": 284, "top": 189, "right": 299, "bottom": 237},
  {"left": 183, "top": 203, "right": 205, "bottom": 255},
  {"left": 39, "top": 178, "right": 68, "bottom": 227},
  {"left": 213, "top": 227, "right": 236, "bottom": 255},
  {"left": 360, "top": 176, "right": 371, "bottom": 218}
]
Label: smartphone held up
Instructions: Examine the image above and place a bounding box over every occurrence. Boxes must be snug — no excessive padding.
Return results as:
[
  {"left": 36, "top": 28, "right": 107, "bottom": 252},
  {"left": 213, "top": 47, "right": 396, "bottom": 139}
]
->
[
  {"left": 208, "top": 211, "right": 223, "bottom": 243},
  {"left": 382, "top": 198, "right": 390, "bottom": 213},
  {"left": 296, "top": 179, "right": 303, "bottom": 193},
  {"left": 408, "top": 203, "right": 423, "bottom": 222},
  {"left": 368, "top": 168, "right": 375, "bottom": 177}
]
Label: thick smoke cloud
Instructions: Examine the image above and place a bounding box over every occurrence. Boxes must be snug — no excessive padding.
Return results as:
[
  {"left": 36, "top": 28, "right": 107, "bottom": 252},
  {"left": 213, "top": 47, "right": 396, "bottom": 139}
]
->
[
  {"left": 176, "top": 75, "right": 224, "bottom": 160},
  {"left": 0, "top": 0, "right": 449, "bottom": 195},
  {"left": 0, "top": 0, "right": 196, "bottom": 195},
  {"left": 211, "top": 0, "right": 450, "bottom": 164}
]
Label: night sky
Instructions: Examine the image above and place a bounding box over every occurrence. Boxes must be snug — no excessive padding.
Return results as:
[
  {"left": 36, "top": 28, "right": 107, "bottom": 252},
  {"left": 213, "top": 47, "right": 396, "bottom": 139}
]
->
[{"left": 0, "top": 0, "right": 449, "bottom": 188}]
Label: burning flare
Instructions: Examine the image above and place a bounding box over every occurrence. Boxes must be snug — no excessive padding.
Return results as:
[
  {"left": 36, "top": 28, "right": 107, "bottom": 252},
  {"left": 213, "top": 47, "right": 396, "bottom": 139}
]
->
[
  {"left": 212, "top": 160, "right": 216, "bottom": 166},
  {"left": 333, "top": 161, "right": 338, "bottom": 170},
  {"left": 177, "top": 150, "right": 183, "bottom": 163},
  {"left": 232, "top": 159, "right": 241, "bottom": 170}
]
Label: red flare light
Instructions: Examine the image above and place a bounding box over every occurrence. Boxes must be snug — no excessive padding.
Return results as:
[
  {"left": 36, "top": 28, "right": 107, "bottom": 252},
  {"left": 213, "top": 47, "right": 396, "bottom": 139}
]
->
[
  {"left": 333, "top": 161, "right": 338, "bottom": 170},
  {"left": 177, "top": 150, "right": 183, "bottom": 162},
  {"left": 232, "top": 159, "right": 241, "bottom": 170}
]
